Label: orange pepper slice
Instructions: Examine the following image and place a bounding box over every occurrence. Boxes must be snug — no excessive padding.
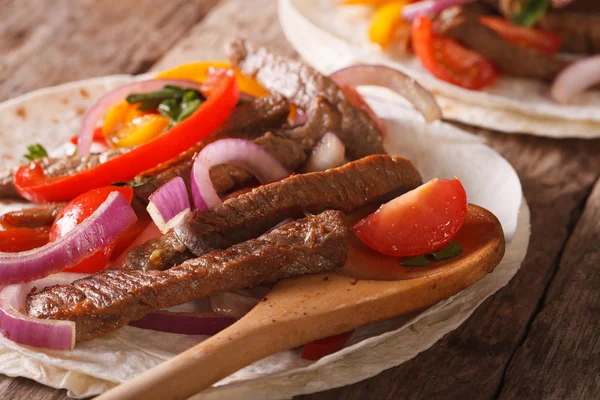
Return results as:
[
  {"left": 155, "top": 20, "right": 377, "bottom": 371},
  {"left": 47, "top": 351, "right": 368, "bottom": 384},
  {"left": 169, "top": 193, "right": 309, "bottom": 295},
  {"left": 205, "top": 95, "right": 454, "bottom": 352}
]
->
[{"left": 368, "top": 0, "right": 410, "bottom": 48}]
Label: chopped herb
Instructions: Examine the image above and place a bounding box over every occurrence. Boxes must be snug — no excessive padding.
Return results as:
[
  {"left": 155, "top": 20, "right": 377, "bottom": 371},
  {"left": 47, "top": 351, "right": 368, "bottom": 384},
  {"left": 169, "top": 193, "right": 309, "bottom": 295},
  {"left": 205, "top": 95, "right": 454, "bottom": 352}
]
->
[
  {"left": 126, "top": 85, "right": 206, "bottom": 114},
  {"left": 431, "top": 241, "right": 463, "bottom": 261},
  {"left": 400, "top": 241, "right": 463, "bottom": 267},
  {"left": 401, "top": 256, "right": 430, "bottom": 267},
  {"left": 110, "top": 176, "right": 154, "bottom": 188},
  {"left": 24, "top": 143, "right": 48, "bottom": 161},
  {"left": 512, "top": 0, "right": 551, "bottom": 27}
]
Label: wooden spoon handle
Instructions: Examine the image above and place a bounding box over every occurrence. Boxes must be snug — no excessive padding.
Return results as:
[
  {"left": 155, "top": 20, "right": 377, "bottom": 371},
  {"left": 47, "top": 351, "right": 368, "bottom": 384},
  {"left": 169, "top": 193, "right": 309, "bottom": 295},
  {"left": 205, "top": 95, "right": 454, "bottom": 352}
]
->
[{"left": 96, "top": 320, "right": 279, "bottom": 400}]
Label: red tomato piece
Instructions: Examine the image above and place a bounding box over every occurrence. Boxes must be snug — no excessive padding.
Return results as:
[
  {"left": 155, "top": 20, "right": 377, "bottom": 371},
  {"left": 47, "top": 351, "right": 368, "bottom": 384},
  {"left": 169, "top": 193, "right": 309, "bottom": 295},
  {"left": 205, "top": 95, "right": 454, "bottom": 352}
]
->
[
  {"left": 50, "top": 186, "right": 134, "bottom": 273},
  {"left": 479, "top": 16, "right": 562, "bottom": 56},
  {"left": 352, "top": 178, "right": 468, "bottom": 257},
  {"left": 70, "top": 127, "right": 107, "bottom": 146},
  {"left": 411, "top": 16, "right": 497, "bottom": 90},
  {"left": 301, "top": 331, "right": 354, "bottom": 361},
  {"left": 0, "top": 226, "right": 50, "bottom": 252}
]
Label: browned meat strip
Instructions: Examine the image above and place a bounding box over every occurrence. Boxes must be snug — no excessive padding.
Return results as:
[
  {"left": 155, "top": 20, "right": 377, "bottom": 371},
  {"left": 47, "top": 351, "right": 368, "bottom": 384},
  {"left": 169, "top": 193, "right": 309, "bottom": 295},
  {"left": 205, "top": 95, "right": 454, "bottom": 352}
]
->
[
  {"left": 226, "top": 38, "right": 385, "bottom": 159},
  {"left": 27, "top": 210, "right": 348, "bottom": 341},
  {"left": 0, "top": 203, "right": 66, "bottom": 229},
  {"left": 437, "top": 4, "right": 570, "bottom": 81},
  {"left": 132, "top": 93, "right": 291, "bottom": 201},
  {"left": 133, "top": 94, "right": 337, "bottom": 203},
  {"left": 0, "top": 94, "right": 290, "bottom": 201},
  {"left": 540, "top": 12, "right": 600, "bottom": 54},
  {"left": 124, "top": 155, "right": 421, "bottom": 271}
]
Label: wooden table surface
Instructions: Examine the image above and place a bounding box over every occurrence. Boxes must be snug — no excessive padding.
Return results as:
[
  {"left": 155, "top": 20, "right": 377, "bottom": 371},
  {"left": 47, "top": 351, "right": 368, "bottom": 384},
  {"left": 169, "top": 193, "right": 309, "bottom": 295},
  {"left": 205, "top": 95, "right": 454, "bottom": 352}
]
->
[{"left": 1, "top": 0, "right": 599, "bottom": 399}]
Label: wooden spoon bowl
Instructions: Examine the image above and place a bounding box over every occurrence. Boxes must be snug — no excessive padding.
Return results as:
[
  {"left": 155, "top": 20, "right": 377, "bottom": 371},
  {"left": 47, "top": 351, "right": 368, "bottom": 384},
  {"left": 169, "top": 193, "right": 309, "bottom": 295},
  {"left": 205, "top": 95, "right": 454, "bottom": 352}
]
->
[{"left": 98, "top": 204, "right": 505, "bottom": 400}]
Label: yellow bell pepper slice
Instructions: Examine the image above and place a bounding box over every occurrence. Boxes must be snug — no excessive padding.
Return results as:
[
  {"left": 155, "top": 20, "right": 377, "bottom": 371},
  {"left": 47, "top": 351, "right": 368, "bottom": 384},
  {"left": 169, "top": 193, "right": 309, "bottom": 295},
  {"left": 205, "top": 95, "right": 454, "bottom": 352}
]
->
[
  {"left": 110, "top": 114, "right": 171, "bottom": 148},
  {"left": 368, "top": 0, "right": 410, "bottom": 48},
  {"left": 102, "top": 101, "right": 131, "bottom": 136},
  {"left": 155, "top": 61, "right": 269, "bottom": 98}
]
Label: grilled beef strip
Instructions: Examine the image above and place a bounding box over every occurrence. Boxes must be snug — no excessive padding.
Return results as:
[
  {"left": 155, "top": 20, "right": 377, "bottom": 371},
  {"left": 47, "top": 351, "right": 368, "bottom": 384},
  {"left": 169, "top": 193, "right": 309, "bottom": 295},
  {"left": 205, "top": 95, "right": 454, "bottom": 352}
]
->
[
  {"left": 27, "top": 210, "right": 348, "bottom": 341},
  {"left": 133, "top": 94, "right": 336, "bottom": 203},
  {"left": 226, "top": 38, "right": 385, "bottom": 159},
  {"left": 132, "top": 93, "right": 291, "bottom": 202},
  {"left": 123, "top": 155, "right": 422, "bottom": 271},
  {"left": 540, "top": 12, "right": 600, "bottom": 54},
  {"left": 0, "top": 203, "right": 66, "bottom": 229},
  {"left": 436, "top": 4, "right": 570, "bottom": 81},
  {"left": 0, "top": 94, "right": 290, "bottom": 202}
]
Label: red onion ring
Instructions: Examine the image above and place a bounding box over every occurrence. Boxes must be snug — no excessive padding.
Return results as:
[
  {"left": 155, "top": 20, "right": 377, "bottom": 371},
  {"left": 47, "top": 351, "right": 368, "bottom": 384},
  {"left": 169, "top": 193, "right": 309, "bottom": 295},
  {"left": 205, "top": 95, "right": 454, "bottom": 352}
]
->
[
  {"left": 401, "top": 0, "right": 477, "bottom": 21},
  {"left": 551, "top": 55, "right": 600, "bottom": 104},
  {"left": 303, "top": 132, "right": 346, "bottom": 173},
  {"left": 191, "top": 138, "right": 290, "bottom": 210},
  {"left": 330, "top": 65, "right": 442, "bottom": 123},
  {"left": 147, "top": 177, "right": 191, "bottom": 233},
  {"left": 77, "top": 79, "right": 206, "bottom": 156},
  {"left": 129, "top": 311, "right": 235, "bottom": 335},
  {"left": 0, "top": 273, "right": 88, "bottom": 350},
  {"left": 0, "top": 192, "right": 136, "bottom": 285}
]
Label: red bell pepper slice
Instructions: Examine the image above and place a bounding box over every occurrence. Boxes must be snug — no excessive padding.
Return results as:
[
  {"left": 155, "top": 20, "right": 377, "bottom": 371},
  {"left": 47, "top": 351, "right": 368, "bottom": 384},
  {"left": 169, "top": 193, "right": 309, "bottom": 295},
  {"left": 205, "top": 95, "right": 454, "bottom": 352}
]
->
[
  {"left": 15, "top": 69, "right": 239, "bottom": 203},
  {"left": 412, "top": 16, "right": 497, "bottom": 90},
  {"left": 0, "top": 226, "right": 50, "bottom": 252},
  {"left": 301, "top": 331, "right": 354, "bottom": 361}
]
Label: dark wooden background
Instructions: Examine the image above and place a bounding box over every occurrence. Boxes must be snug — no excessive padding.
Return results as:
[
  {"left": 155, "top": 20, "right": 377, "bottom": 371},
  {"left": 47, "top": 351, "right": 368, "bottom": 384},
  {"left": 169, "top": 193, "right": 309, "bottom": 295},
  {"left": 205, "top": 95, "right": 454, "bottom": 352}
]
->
[{"left": 0, "top": 0, "right": 598, "bottom": 399}]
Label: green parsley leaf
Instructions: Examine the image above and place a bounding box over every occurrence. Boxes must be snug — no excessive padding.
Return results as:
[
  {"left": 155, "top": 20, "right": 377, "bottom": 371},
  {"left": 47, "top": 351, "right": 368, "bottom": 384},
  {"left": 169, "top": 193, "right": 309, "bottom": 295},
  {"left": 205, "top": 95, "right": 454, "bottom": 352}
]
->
[
  {"left": 24, "top": 143, "right": 48, "bottom": 161},
  {"left": 431, "top": 241, "right": 463, "bottom": 261},
  {"left": 512, "top": 0, "right": 551, "bottom": 27}
]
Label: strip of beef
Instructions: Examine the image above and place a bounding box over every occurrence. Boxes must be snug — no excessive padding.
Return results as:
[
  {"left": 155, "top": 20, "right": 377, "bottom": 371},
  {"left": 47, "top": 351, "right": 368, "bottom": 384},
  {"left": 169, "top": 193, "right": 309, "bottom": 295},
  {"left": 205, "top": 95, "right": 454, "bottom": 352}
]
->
[
  {"left": 27, "top": 210, "right": 348, "bottom": 341},
  {"left": 484, "top": 0, "right": 600, "bottom": 14},
  {"left": 124, "top": 155, "right": 422, "bottom": 271},
  {"left": 0, "top": 203, "right": 66, "bottom": 229},
  {"left": 226, "top": 38, "right": 385, "bottom": 159},
  {"left": 436, "top": 4, "right": 570, "bottom": 81},
  {"left": 0, "top": 94, "right": 290, "bottom": 201},
  {"left": 133, "top": 94, "right": 335, "bottom": 203},
  {"left": 132, "top": 93, "right": 290, "bottom": 201},
  {"left": 540, "top": 12, "right": 600, "bottom": 54}
]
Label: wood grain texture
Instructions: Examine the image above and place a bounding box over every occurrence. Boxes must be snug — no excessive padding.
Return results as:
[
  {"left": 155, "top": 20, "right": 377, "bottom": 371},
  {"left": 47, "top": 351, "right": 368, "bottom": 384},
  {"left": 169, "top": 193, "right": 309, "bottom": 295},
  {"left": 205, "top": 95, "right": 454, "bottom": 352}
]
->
[
  {"left": 0, "top": 0, "right": 219, "bottom": 102},
  {"left": 498, "top": 178, "right": 600, "bottom": 400},
  {"left": 0, "top": 0, "right": 599, "bottom": 399}
]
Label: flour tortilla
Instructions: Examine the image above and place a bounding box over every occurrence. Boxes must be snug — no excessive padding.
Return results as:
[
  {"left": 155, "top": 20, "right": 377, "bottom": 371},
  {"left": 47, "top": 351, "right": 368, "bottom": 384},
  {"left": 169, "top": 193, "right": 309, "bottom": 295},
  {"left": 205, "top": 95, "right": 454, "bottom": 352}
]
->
[
  {"left": 0, "top": 72, "right": 528, "bottom": 398},
  {"left": 278, "top": 0, "right": 600, "bottom": 138}
]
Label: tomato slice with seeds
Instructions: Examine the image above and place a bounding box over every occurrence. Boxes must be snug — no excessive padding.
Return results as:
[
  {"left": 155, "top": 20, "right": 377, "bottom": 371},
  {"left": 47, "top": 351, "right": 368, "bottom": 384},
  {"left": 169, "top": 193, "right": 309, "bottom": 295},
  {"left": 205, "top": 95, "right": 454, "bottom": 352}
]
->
[
  {"left": 352, "top": 178, "right": 468, "bottom": 257},
  {"left": 301, "top": 331, "right": 354, "bottom": 361},
  {"left": 412, "top": 16, "right": 497, "bottom": 90},
  {"left": 50, "top": 186, "right": 134, "bottom": 273}
]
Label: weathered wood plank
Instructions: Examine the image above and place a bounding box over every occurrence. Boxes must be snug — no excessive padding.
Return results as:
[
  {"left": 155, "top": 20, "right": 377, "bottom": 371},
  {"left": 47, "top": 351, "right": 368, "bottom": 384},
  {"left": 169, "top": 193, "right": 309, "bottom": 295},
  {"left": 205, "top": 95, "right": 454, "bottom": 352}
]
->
[
  {"left": 299, "top": 133, "right": 600, "bottom": 400},
  {"left": 498, "top": 178, "right": 600, "bottom": 400},
  {"left": 0, "top": 0, "right": 219, "bottom": 102}
]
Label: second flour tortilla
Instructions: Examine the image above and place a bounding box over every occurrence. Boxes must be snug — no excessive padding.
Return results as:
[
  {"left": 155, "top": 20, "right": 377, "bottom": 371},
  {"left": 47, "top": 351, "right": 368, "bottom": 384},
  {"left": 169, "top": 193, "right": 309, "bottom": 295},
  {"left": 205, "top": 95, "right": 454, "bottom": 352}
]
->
[{"left": 279, "top": 0, "right": 600, "bottom": 138}]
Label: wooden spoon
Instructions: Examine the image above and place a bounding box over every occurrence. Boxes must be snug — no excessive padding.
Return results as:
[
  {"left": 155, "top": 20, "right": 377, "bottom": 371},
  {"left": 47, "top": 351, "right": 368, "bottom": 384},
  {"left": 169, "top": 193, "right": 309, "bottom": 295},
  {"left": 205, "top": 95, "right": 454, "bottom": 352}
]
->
[{"left": 97, "top": 204, "right": 505, "bottom": 400}]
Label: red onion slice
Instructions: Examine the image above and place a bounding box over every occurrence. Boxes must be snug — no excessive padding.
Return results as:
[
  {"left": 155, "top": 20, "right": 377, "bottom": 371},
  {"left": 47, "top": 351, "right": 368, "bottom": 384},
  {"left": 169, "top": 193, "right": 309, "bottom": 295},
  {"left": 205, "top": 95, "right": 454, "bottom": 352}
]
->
[
  {"left": 129, "top": 311, "right": 235, "bottom": 335},
  {"left": 0, "top": 192, "right": 136, "bottom": 285},
  {"left": 191, "top": 138, "right": 290, "bottom": 210},
  {"left": 147, "top": 177, "right": 191, "bottom": 233},
  {"left": 77, "top": 79, "right": 205, "bottom": 156},
  {"left": 0, "top": 273, "right": 88, "bottom": 350},
  {"left": 401, "top": 0, "right": 477, "bottom": 21},
  {"left": 330, "top": 65, "right": 442, "bottom": 123},
  {"left": 303, "top": 132, "right": 346, "bottom": 173},
  {"left": 550, "top": 55, "right": 600, "bottom": 104}
]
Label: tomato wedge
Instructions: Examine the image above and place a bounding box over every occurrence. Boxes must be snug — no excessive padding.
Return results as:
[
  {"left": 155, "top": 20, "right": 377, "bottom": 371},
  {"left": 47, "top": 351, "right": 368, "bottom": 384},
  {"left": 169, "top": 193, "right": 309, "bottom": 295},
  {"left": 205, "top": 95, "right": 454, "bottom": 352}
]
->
[
  {"left": 301, "top": 331, "right": 354, "bottom": 361},
  {"left": 479, "top": 16, "right": 562, "bottom": 56},
  {"left": 50, "top": 186, "right": 134, "bottom": 273},
  {"left": 0, "top": 226, "right": 50, "bottom": 252},
  {"left": 352, "top": 178, "right": 468, "bottom": 257},
  {"left": 412, "top": 16, "right": 497, "bottom": 90}
]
